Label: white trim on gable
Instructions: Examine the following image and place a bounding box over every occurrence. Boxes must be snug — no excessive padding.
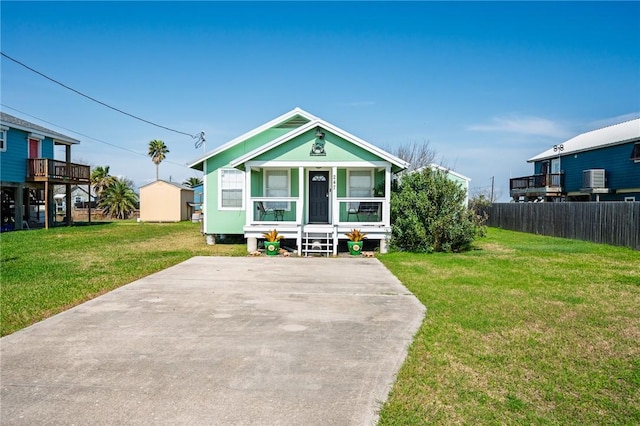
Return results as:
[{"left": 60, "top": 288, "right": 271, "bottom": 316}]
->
[
  {"left": 229, "top": 119, "right": 408, "bottom": 170},
  {"left": 188, "top": 107, "right": 318, "bottom": 169},
  {"left": 187, "top": 107, "right": 409, "bottom": 171}
]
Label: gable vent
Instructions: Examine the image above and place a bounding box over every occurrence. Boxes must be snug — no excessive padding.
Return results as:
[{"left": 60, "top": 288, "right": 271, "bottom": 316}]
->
[{"left": 276, "top": 115, "right": 310, "bottom": 128}]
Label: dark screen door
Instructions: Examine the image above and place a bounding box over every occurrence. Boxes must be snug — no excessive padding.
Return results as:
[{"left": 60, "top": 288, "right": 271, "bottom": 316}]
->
[{"left": 309, "top": 171, "right": 329, "bottom": 223}]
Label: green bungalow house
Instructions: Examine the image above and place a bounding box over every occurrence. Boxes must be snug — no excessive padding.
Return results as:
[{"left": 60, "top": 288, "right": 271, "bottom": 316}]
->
[{"left": 188, "top": 108, "right": 409, "bottom": 255}]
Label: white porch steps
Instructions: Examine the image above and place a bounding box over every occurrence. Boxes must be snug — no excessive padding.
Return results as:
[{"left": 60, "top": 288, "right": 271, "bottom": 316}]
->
[{"left": 302, "top": 229, "right": 334, "bottom": 257}]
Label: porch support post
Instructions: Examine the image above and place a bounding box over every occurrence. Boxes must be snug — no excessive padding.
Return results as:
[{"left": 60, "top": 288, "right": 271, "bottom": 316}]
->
[
  {"left": 332, "top": 166, "right": 338, "bottom": 255},
  {"left": 384, "top": 165, "right": 391, "bottom": 226},
  {"left": 65, "top": 145, "right": 72, "bottom": 225},
  {"left": 65, "top": 183, "right": 72, "bottom": 226},
  {"left": 44, "top": 181, "right": 50, "bottom": 229},
  {"left": 14, "top": 185, "right": 24, "bottom": 230},
  {"left": 88, "top": 183, "right": 92, "bottom": 225},
  {"left": 245, "top": 165, "right": 252, "bottom": 225},
  {"left": 297, "top": 167, "right": 304, "bottom": 255}
]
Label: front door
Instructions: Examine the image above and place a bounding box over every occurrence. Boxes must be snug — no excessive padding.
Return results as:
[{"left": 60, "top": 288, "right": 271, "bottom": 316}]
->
[
  {"left": 29, "top": 138, "right": 40, "bottom": 159},
  {"left": 309, "top": 171, "right": 329, "bottom": 223}
]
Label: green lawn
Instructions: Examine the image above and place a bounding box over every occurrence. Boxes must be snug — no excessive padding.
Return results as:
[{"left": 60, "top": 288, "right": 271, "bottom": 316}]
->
[
  {"left": 0, "top": 221, "right": 244, "bottom": 336},
  {"left": 1, "top": 223, "right": 638, "bottom": 423},
  {"left": 378, "top": 228, "right": 640, "bottom": 425}
]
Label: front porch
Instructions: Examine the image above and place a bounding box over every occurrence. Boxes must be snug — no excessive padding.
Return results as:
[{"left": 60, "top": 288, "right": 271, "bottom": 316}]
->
[{"left": 242, "top": 164, "right": 392, "bottom": 255}]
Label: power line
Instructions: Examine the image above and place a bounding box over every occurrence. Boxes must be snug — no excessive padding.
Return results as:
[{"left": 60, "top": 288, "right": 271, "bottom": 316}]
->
[
  {"left": 1, "top": 104, "right": 191, "bottom": 169},
  {"left": 1, "top": 51, "right": 204, "bottom": 145}
]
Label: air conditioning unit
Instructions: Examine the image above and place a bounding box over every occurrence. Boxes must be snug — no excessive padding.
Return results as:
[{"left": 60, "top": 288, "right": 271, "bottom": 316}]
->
[{"left": 582, "top": 169, "right": 606, "bottom": 188}]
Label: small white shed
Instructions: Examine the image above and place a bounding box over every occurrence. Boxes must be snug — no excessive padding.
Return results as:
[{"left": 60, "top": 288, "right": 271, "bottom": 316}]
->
[{"left": 139, "top": 180, "right": 194, "bottom": 222}]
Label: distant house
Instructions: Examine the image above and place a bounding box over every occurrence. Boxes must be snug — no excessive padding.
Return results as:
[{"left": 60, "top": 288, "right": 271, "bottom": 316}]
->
[
  {"left": 70, "top": 185, "right": 97, "bottom": 208},
  {"left": 1, "top": 112, "right": 90, "bottom": 230},
  {"left": 188, "top": 107, "right": 409, "bottom": 255},
  {"left": 139, "top": 180, "right": 195, "bottom": 222},
  {"left": 418, "top": 164, "right": 471, "bottom": 206},
  {"left": 510, "top": 118, "right": 640, "bottom": 202}
]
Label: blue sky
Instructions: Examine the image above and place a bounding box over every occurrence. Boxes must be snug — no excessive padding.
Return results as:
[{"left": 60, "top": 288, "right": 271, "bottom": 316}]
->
[{"left": 2, "top": 1, "right": 639, "bottom": 200}]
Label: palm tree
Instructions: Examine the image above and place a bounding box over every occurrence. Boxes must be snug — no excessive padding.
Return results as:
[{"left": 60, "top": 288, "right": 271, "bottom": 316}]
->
[
  {"left": 148, "top": 139, "right": 169, "bottom": 181},
  {"left": 183, "top": 177, "right": 203, "bottom": 188},
  {"left": 90, "top": 165, "right": 116, "bottom": 201},
  {"left": 99, "top": 178, "right": 139, "bottom": 219}
]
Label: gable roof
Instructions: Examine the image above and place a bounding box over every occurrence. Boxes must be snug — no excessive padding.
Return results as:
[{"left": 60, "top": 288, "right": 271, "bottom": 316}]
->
[
  {"left": 188, "top": 107, "right": 409, "bottom": 171},
  {"left": 0, "top": 111, "right": 80, "bottom": 145},
  {"left": 528, "top": 117, "right": 640, "bottom": 162},
  {"left": 139, "top": 179, "right": 194, "bottom": 191},
  {"left": 425, "top": 164, "right": 471, "bottom": 183}
]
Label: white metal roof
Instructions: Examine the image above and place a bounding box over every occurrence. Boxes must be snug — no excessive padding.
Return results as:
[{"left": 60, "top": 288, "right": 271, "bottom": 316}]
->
[{"left": 527, "top": 118, "right": 640, "bottom": 162}]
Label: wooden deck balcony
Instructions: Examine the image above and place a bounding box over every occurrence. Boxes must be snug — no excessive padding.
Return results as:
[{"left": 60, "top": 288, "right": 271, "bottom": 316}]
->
[
  {"left": 27, "top": 159, "right": 91, "bottom": 184},
  {"left": 510, "top": 173, "right": 564, "bottom": 199}
]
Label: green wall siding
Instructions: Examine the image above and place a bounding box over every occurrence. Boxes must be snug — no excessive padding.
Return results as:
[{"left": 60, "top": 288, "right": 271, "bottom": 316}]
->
[
  {"left": 199, "top": 120, "right": 395, "bottom": 235},
  {"left": 254, "top": 129, "right": 384, "bottom": 163}
]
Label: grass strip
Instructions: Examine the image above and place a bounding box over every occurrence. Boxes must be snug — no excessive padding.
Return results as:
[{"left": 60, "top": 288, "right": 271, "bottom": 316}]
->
[
  {"left": 0, "top": 221, "right": 244, "bottom": 336},
  {"left": 378, "top": 228, "right": 640, "bottom": 424}
]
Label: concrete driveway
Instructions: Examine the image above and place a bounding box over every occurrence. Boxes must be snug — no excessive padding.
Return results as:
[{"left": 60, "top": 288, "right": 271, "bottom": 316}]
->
[{"left": 1, "top": 257, "right": 425, "bottom": 425}]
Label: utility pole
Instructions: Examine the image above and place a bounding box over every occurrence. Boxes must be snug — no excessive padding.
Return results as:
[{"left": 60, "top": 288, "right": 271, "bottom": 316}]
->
[{"left": 490, "top": 176, "right": 495, "bottom": 203}]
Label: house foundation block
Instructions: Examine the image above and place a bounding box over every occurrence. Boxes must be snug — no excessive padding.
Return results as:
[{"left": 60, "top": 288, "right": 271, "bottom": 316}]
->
[{"left": 247, "top": 237, "right": 257, "bottom": 253}]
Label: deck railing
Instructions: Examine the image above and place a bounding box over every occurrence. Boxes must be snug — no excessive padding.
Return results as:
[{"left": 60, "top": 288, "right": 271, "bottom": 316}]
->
[
  {"left": 510, "top": 173, "right": 564, "bottom": 191},
  {"left": 27, "top": 159, "right": 91, "bottom": 183}
]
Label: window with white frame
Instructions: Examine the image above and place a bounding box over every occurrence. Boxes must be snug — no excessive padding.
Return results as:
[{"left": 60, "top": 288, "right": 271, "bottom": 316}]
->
[
  {"left": 348, "top": 170, "right": 373, "bottom": 197},
  {"left": 0, "top": 126, "right": 7, "bottom": 152},
  {"left": 631, "top": 143, "right": 640, "bottom": 162},
  {"left": 265, "top": 169, "right": 289, "bottom": 210},
  {"left": 219, "top": 168, "right": 244, "bottom": 209}
]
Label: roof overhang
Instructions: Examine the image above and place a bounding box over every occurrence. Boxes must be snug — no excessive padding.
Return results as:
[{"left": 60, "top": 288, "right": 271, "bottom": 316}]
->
[
  {"left": 188, "top": 107, "right": 409, "bottom": 173},
  {"left": 527, "top": 118, "right": 640, "bottom": 163}
]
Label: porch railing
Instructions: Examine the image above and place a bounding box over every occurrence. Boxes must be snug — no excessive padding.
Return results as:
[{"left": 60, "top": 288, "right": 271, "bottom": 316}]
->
[
  {"left": 250, "top": 198, "right": 300, "bottom": 223},
  {"left": 248, "top": 197, "right": 387, "bottom": 225},
  {"left": 338, "top": 199, "right": 384, "bottom": 223},
  {"left": 27, "top": 159, "right": 91, "bottom": 183},
  {"left": 510, "top": 173, "right": 564, "bottom": 191}
]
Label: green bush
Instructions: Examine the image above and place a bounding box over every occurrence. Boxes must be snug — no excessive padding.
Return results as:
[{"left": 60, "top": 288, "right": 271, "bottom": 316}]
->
[{"left": 390, "top": 168, "right": 485, "bottom": 252}]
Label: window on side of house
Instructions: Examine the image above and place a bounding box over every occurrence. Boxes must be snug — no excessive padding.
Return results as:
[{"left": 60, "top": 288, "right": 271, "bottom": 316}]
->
[
  {"left": 265, "top": 169, "right": 289, "bottom": 210},
  {"left": 631, "top": 143, "right": 640, "bottom": 162},
  {"left": 0, "top": 127, "right": 7, "bottom": 152},
  {"left": 348, "top": 170, "right": 373, "bottom": 197},
  {"left": 219, "top": 168, "right": 244, "bottom": 209}
]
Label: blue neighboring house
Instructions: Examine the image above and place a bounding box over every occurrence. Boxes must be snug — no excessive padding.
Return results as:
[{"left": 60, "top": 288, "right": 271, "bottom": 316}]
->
[
  {"left": 510, "top": 118, "right": 640, "bottom": 202},
  {"left": 1, "top": 112, "right": 90, "bottom": 230}
]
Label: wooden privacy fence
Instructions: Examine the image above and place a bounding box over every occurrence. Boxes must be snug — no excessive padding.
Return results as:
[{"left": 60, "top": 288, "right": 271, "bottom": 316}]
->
[{"left": 486, "top": 202, "right": 640, "bottom": 250}]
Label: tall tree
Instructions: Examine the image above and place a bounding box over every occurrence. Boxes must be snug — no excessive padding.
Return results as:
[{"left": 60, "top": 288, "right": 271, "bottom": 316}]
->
[
  {"left": 148, "top": 139, "right": 169, "bottom": 181},
  {"left": 98, "top": 178, "right": 138, "bottom": 219},
  {"left": 90, "top": 165, "right": 116, "bottom": 201},
  {"left": 183, "top": 177, "right": 203, "bottom": 188}
]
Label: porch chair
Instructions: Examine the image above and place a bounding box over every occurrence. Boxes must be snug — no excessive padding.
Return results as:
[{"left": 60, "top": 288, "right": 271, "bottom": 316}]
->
[
  {"left": 257, "top": 201, "right": 276, "bottom": 221},
  {"left": 347, "top": 202, "right": 360, "bottom": 221}
]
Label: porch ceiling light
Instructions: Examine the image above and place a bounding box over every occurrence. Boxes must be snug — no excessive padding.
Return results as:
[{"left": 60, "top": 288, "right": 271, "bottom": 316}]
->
[{"left": 315, "top": 127, "right": 325, "bottom": 139}]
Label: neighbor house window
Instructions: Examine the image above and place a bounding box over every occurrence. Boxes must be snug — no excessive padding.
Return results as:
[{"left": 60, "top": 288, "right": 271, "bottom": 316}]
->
[
  {"left": 0, "top": 126, "right": 7, "bottom": 152},
  {"left": 219, "top": 168, "right": 244, "bottom": 209},
  {"left": 265, "top": 169, "right": 289, "bottom": 210},
  {"left": 348, "top": 170, "right": 373, "bottom": 197},
  {"left": 631, "top": 143, "right": 640, "bottom": 162}
]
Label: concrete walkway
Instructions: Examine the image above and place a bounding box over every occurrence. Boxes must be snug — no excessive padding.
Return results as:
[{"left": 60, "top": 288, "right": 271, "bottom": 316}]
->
[{"left": 1, "top": 257, "right": 425, "bottom": 425}]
